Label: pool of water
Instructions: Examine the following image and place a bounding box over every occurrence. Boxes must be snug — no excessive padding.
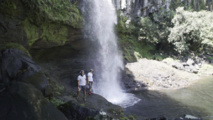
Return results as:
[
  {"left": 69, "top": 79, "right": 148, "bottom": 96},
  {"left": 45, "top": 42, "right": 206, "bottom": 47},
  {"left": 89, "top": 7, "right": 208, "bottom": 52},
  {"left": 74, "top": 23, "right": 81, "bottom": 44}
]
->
[{"left": 125, "top": 77, "right": 213, "bottom": 120}]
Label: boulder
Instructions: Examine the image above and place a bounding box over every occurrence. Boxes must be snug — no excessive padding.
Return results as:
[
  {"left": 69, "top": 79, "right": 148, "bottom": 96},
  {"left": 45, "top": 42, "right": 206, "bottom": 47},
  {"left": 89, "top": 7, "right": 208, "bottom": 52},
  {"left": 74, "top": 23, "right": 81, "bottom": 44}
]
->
[
  {"left": 145, "top": 116, "right": 167, "bottom": 120},
  {"left": 58, "top": 100, "right": 117, "bottom": 120},
  {"left": 58, "top": 92, "right": 122, "bottom": 120},
  {"left": 58, "top": 101, "right": 99, "bottom": 120},
  {"left": 0, "top": 49, "right": 68, "bottom": 120},
  {"left": 184, "top": 115, "right": 200, "bottom": 119},
  {"left": 175, "top": 115, "right": 202, "bottom": 120},
  {"left": 122, "top": 68, "right": 147, "bottom": 91},
  {"left": 0, "top": 49, "right": 47, "bottom": 91},
  {"left": 0, "top": 82, "right": 67, "bottom": 120},
  {"left": 171, "top": 62, "right": 184, "bottom": 70},
  {"left": 187, "top": 58, "right": 195, "bottom": 65}
]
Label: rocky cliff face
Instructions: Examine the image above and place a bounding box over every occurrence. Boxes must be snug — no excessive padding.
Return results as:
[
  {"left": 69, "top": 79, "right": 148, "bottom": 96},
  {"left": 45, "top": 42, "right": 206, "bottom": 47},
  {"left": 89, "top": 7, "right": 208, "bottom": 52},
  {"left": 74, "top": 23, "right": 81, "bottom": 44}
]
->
[
  {"left": 0, "top": 49, "right": 68, "bottom": 120},
  {"left": 0, "top": 0, "right": 83, "bottom": 49},
  {"left": 112, "top": 0, "right": 213, "bottom": 17},
  {"left": 112, "top": 0, "right": 171, "bottom": 17}
]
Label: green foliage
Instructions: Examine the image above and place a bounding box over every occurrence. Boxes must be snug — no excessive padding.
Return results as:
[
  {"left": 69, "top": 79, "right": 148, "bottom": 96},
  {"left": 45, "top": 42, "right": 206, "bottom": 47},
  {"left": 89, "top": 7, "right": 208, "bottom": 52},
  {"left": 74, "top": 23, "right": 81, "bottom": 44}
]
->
[
  {"left": 170, "top": 0, "right": 183, "bottom": 10},
  {"left": 116, "top": 12, "right": 158, "bottom": 61},
  {"left": 85, "top": 116, "right": 95, "bottom": 120},
  {"left": 118, "top": 34, "right": 155, "bottom": 62},
  {"left": 116, "top": 2, "right": 211, "bottom": 59},
  {"left": 138, "top": 8, "right": 174, "bottom": 46},
  {"left": 123, "top": 47, "right": 134, "bottom": 62},
  {"left": 117, "top": 114, "right": 136, "bottom": 120},
  {"left": 198, "top": 0, "right": 207, "bottom": 10},
  {"left": 117, "top": 9, "right": 174, "bottom": 61},
  {"left": 21, "top": 0, "right": 83, "bottom": 28},
  {"left": 49, "top": 97, "right": 65, "bottom": 107},
  {"left": 80, "top": 103, "right": 85, "bottom": 107},
  {"left": 119, "top": 116, "right": 129, "bottom": 120},
  {"left": 128, "top": 115, "right": 136, "bottom": 120},
  {"left": 0, "top": 0, "right": 18, "bottom": 17},
  {"left": 139, "top": 17, "right": 159, "bottom": 44},
  {"left": 168, "top": 7, "right": 213, "bottom": 54},
  {"left": 46, "top": 77, "right": 65, "bottom": 97},
  {"left": 57, "top": 85, "right": 65, "bottom": 92},
  {"left": 208, "top": 56, "right": 213, "bottom": 61},
  {"left": 170, "top": 0, "right": 207, "bottom": 11},
  {"left": 116, "top": 15, "right": 137, "bottom": 35}
]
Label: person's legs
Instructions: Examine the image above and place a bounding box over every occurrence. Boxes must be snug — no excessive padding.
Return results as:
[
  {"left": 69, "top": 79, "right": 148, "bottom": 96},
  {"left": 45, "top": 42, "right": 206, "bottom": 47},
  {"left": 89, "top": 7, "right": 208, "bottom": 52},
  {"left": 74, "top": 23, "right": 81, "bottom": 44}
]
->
[
  {"left": 83, "top": 86, "right": 86, "bottom": 101},
  {"left": 88, "top": 82, "right": 91, "bottom": 93},
  {"left": 83, "top": 90, "right": 86, "bottom": 101},
  {"left": 89, "top": 82, "right": 93, "bottom": 94},
  {"left": 91, "top": 82, "right": 93, "bottom": 92},
  {"left": 76, "top": 87, "right": 81, "bottom": 99}
]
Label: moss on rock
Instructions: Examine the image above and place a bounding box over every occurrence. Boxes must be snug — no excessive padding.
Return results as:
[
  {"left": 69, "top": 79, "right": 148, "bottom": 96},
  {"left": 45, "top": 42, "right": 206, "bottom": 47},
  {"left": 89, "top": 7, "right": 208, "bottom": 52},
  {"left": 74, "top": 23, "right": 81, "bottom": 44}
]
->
[
  {"left": 0, "top": 82, "right": 68, "bottom": 120},
  {"left": 22, "top": 72, "right": 47, "bottom": 91},
  {"left": 48, "top": 97, "right": 65, "bottom": 107},
  {"left": 0, "top": 0, "right": 24, "bottom": 18},
  {"left": 1, "top": 42, "right": 30, "bottom": 56},
  {"left": 23, "top": 19, "right": 69, "bottom": 48},
  {"left": 0, "top": 0, "right": 82, "bottom": 49},
  {"left": 23, "top": 19, "right": 40, "bottom": 47},
  {"left": 21, "top": 0, "right": 83, "bottom": 28}
]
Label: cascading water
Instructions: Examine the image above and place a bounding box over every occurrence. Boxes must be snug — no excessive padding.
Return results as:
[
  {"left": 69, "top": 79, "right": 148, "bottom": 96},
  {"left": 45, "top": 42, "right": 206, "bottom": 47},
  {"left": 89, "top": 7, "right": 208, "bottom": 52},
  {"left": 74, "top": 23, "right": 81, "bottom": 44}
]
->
[{"left": 81, "top": 0, "right": 140, "bottom": 108}]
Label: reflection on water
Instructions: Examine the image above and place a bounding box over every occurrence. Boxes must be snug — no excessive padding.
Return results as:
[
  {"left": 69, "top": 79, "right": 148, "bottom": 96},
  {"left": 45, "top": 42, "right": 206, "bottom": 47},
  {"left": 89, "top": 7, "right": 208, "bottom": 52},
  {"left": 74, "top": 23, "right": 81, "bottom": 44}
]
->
[{"left": 125, "top": 77, "right": 213, "bottom": 120}]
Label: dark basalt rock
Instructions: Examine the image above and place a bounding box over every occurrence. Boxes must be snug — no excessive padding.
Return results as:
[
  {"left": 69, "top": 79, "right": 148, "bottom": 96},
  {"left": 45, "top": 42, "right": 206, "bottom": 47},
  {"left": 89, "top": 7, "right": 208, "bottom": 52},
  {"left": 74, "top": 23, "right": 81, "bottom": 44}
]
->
[
  {"left": 0, "top": 49, "right": 47, "bottom": 92},
  {"left": 58, "top": 92, "right": 122, "bottom": 120},
  {"left": 0, "top": 49, "right": 67, "bottom": 120},
  {"left": 0, "top": 82, "right": 67, "bottom": 120},
  {"left": 146, "top": 116, "right": 167, "bottom": 120},
  {"left": 58, "top": 101, "right": 99, "bottom": 120}
]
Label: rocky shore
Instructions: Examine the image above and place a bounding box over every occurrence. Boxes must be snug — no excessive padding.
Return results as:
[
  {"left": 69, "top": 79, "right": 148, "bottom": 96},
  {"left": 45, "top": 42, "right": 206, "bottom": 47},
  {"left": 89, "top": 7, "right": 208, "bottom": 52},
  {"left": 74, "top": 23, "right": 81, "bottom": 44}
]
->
[
  {"left": 163, "top": 57, "right": 213, "bottom": 76},
  {"left": 125, "top": 58, "right": 213, "bottom": 90}
]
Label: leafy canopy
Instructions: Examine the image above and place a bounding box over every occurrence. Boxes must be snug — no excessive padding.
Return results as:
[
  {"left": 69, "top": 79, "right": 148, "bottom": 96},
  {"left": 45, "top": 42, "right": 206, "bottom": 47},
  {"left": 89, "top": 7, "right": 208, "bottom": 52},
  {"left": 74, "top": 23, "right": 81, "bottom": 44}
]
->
[{"left": 168, "top": 7, "right": 213, "bottom": 54}]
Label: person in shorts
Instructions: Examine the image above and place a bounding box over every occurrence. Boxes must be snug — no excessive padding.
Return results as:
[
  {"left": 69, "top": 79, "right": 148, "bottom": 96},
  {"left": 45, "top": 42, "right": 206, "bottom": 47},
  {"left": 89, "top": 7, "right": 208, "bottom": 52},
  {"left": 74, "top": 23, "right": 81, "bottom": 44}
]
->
[
  {"left": 87, "top": 69, "right": 94, "bottom": 95},
  {"left": 76, "top": 70, "right": 87, "bottom": 101}
]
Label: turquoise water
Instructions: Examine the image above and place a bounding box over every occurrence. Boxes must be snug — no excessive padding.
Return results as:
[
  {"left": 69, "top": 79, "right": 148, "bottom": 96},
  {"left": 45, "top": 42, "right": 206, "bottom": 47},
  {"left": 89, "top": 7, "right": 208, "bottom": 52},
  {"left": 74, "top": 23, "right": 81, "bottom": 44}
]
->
[{"left": 125, "top": 77, "right": 213, "bottom": 120}]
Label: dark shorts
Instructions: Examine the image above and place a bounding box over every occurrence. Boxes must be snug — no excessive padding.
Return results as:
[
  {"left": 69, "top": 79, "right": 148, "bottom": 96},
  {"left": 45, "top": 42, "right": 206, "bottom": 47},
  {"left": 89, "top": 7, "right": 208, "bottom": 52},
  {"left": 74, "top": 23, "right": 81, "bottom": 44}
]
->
[
  {"left": 88, "top": 81, "right": 93, "bottom": 89},
  {"left": 79, "top": 85, "right": 86, "bottom": 91}
]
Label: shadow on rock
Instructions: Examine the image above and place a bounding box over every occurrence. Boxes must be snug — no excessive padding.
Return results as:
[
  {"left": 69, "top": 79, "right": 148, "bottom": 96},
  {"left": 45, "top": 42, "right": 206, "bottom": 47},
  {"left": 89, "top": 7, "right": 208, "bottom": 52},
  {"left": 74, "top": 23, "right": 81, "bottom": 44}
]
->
[
  {"left": 0, "top": 49, "right": 47, "bottom": 92},
  {"left": 0, "top": 49, "right": 67, "bottom": 120},
  {"left": 0, "top": 82, "right": 67, "bottom": 120}
]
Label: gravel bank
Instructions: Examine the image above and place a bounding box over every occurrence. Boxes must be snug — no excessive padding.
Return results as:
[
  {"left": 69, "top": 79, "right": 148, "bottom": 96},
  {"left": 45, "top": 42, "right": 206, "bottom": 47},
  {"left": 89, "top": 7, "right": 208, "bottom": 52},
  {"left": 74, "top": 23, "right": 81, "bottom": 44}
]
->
[{"left": 125, "top": 59, "right": 201, "bottom": 90}]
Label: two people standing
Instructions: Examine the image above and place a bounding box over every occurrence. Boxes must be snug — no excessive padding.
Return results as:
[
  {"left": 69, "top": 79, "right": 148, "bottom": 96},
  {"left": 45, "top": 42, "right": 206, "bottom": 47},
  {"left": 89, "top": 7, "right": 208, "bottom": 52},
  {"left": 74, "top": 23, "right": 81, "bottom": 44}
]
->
[{"left": 76, "top": 69, "right": 94, "bottom": 101}]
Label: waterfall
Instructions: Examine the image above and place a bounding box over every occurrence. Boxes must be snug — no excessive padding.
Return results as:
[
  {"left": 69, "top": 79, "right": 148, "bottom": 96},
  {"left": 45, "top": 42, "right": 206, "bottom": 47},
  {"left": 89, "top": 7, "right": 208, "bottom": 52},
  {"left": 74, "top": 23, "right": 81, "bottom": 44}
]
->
[
  {"left": 121, "top": 0, "right": 127, "bottom": 9},
  {"left": 81, "top": 0, "right": 140, "bottom": 108}
]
